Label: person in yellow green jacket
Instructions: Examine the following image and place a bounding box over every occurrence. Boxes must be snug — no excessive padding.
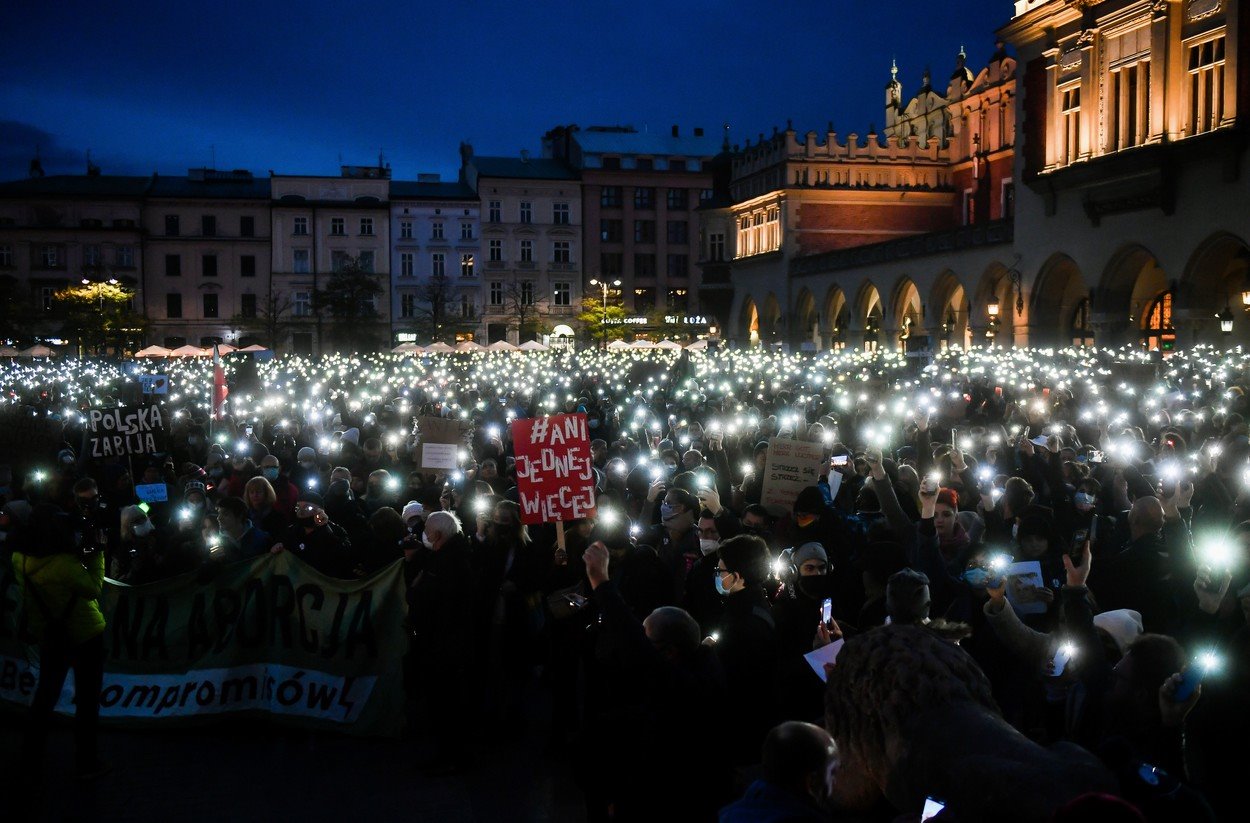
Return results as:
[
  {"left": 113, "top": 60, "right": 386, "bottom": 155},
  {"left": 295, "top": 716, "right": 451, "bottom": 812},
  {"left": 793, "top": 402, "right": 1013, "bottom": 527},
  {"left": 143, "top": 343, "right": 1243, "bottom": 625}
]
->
[{"left": 12, "top": 500, "right": 109, "bottom": 780}]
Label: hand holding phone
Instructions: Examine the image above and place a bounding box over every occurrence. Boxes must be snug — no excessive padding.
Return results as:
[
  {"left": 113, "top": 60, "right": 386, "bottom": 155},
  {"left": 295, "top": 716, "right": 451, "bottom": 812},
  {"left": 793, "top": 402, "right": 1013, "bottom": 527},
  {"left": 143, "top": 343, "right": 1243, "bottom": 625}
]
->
[{"left": 821, "top": 597, "right": 833, "bottom": 627}]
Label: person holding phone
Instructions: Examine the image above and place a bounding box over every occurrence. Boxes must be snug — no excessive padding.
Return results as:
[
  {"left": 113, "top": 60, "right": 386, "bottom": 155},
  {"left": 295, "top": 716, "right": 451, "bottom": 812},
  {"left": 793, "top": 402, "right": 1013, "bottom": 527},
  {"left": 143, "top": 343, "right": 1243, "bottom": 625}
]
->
[{"left": 269, "top": 491, "right": 354, "bottom": 578}]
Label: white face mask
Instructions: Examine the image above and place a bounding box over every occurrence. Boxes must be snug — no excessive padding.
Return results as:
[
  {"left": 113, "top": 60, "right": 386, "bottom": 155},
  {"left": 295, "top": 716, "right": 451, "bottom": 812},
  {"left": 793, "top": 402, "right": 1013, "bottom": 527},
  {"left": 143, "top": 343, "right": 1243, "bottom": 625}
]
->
[
  {"left": 699, "top": 538, "right": 719, "bottom": 556},
  {"left": 422, "top": 532, "right": 435, "bottom": 550},
  {"left": 134, "top": 521, "right": 155, "bottom": 538},
  {"left": 1011, "top": 522, "right": 1019, "bottom": 540}
]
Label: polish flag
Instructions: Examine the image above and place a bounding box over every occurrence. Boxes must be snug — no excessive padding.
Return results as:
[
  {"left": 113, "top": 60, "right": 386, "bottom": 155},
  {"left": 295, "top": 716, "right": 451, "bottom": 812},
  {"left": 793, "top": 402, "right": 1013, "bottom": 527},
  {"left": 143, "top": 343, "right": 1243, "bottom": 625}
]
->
[{"left": 212, "top": 342, "right": 229, "bottom": 420}]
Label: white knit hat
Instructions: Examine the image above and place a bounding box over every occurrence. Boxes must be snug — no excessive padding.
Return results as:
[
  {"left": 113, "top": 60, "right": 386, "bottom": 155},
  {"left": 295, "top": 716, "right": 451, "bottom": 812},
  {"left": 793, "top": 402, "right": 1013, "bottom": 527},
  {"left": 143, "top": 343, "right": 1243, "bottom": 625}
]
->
[
  {"left": 1093, "top": 609, "right": 1144, "bottom": 655},
  {"left": 401, "top": 501, "right": 425, "bottom": 523}
]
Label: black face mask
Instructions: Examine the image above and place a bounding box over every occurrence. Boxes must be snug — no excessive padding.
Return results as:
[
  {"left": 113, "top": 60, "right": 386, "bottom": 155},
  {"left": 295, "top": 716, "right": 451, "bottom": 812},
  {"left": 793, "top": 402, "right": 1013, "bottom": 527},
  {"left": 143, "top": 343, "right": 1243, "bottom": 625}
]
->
[{"left": 796, "top": 575, "right": 836, "bottom": 602}]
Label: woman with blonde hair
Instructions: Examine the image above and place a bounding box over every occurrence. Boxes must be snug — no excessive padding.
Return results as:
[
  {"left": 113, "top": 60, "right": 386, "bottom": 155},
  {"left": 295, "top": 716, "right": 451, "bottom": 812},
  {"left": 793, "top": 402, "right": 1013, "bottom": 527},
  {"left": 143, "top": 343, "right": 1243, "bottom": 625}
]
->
[{"left": 244, "top": 475, "right": 287, "bottom": 535}]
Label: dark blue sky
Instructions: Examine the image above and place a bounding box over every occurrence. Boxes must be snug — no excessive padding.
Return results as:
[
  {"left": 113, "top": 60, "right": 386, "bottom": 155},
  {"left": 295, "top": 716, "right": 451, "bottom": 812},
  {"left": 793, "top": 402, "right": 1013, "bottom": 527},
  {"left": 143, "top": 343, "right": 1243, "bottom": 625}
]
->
[{"left": 1, "top": 0, "right": 1013, "bottom": 182}]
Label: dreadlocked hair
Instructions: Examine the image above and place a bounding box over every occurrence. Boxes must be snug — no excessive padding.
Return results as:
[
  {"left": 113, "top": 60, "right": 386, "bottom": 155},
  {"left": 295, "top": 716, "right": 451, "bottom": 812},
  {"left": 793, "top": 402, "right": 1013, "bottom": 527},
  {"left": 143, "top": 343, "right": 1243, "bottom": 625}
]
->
[{"left": 824, "top": 624, "right": 998, "bottom": 772}]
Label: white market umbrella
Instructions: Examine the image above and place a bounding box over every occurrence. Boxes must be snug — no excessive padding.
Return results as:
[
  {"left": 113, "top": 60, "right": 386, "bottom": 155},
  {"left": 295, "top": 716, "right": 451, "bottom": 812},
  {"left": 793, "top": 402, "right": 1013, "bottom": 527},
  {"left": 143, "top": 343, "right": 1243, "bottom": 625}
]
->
[
  {"left": 215, "top": 343, "right": 238, "bottom": 354},
  {"left": 169, "top": 344, "right": 208, "bottom": 357},
  {"left": 655, "top": 340, "right": 683, "bottom": 350},
  {"left": 239, "top": 344, "right": 269, "bottom": 352},
  {"left": 630, "top": 340, "right": 657, "bottom": 349},
  {"left": 392, "top": 343, "right": 424, "bottom": 354},
  {"left": 18, "top": 344, "right": 56, "bottom": 357},
  {"left": 685, "top": 339, "right": 709, "bottom": 350},
  {"left": 425, "top": 341, "right": 454, "bottom": 353},
  {"left": 134, "top": 345, "right": 172, "bottom": 358},
  {"left": 487, "top": 340, "right": 519, "bottom": 352},
  {"left": 518, "top": 340, "right": 549, "bottom": 351},
  {"left": 606, "top": 340, "right": 632, "bottom": 351},
  {"left": 0, "top": 345, "right": 20, "bottom": 357},
  {"left": 455, "top": 340, "right": 486, "bottom": 353}
]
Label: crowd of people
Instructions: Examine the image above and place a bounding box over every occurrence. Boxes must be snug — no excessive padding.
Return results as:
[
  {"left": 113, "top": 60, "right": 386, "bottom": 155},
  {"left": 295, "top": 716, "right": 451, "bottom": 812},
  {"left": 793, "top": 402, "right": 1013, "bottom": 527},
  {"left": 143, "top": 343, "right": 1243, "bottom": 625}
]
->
[{"left": 2, "top": 343, "right": 1248, "bottom": 821}]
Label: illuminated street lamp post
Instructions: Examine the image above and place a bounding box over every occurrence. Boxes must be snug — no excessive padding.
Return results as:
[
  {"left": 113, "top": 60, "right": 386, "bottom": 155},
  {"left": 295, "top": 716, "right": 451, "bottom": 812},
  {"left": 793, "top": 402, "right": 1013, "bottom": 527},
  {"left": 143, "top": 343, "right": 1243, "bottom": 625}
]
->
[{"left": 588, "top": 277, "right": 620, "bottom": 349}]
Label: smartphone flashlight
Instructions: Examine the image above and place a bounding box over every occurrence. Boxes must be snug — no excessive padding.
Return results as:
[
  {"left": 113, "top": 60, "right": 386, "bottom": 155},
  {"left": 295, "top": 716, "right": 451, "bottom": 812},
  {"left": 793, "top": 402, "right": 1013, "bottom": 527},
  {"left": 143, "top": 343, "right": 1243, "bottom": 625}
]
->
[
  {"left": 821, "top": 598, "right": 833, "bottom": 626},
  {"left": 1175, "top": 651, "right": 1222, "bottom": 702},
  {"left": 987, "top": 553, "right": 1010, "bottom": 573}
]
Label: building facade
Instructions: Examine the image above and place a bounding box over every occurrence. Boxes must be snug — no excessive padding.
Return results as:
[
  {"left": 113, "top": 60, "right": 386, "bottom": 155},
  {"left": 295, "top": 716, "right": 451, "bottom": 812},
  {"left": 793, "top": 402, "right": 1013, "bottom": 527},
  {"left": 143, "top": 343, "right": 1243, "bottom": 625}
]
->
[
  {"left": 389, "top": 178, "right": 481, "bottom": 344},
  {"left": 460, "top": 145, "right": 583, "bottom": 344},
  {"left": 545, "top": 124, "right": 720, "bottom": 338},
  {"left": 270, "top": 167, "right": 392, "bottom": 354}
]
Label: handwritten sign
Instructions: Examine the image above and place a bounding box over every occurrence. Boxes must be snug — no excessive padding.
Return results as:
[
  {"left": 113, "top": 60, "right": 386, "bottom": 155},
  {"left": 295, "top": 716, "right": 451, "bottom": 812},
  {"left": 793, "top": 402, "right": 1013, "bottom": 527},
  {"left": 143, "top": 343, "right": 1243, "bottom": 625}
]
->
[
  {"left": 761, "top": 437, "right": 827, "bottom": 512},
  {"left": 510, "top": 413, "right": 596, "bottom": 524},
  {"left": 139, "top": 374, "right": 169, "bottom": 395},
  {"left": 86, "top": 405, "right": 165, "bottom": 458},
  {"left": 416, "top": 416, "right": 465, "bottom": 471}
]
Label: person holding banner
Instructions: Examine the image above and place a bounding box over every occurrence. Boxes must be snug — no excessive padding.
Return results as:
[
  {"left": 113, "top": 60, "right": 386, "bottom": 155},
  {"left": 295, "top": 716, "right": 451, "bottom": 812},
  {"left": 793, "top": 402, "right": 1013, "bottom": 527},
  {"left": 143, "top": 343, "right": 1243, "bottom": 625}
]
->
[{"left": 12, "top": 499, "right": 109, "bottom": 780}]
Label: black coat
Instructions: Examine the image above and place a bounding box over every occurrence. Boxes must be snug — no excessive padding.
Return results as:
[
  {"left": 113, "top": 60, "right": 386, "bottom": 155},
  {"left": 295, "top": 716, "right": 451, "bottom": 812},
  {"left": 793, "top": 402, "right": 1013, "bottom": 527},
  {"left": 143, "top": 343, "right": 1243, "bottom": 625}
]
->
[
  {"left": 278, "top": 521, "right": 353, "bottom": 579},
  {"left": 715, "top": 585, "right": 779, "bottom": 763},
  {"left": 408, "top": 533, "right": 476, "bottom": 664}
]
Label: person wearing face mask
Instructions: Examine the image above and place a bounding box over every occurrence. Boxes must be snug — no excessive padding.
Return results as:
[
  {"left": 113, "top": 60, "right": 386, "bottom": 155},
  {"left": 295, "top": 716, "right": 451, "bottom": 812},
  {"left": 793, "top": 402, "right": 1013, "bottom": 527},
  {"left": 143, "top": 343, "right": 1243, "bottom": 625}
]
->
[
  {"left": 290, "top": 446, "right": 322, "bottom": 493},
  {"left": 259, "top": 454, "right": 299, "bottom": 519},
  {"left": 111, "top": 505, "right": 158, "bottom": 583},
  {"left": 1060, "top": 478, "right": 1119, "bottom": 560},
  {"left": 713, "top": 534, "right": 780, "bottom": 765},
  {"left": 269, "top": 492, "right": 353, "bottom": 579},
  {"left": 644, "top": 486, "right": 700, "bottom": 603},
  {"left": 719, "top": 721, "right": 837, "bottom": 823},
  {"left": 682, "top": 510, "right": 727, "bottom": 633}
]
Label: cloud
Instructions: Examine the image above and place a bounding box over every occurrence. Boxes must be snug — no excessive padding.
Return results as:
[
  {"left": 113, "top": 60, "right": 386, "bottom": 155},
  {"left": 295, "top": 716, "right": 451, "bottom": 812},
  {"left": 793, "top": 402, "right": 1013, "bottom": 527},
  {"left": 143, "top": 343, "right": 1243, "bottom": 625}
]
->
[{"left": 0, "top": 120, "right": 84, "bottom": 180}]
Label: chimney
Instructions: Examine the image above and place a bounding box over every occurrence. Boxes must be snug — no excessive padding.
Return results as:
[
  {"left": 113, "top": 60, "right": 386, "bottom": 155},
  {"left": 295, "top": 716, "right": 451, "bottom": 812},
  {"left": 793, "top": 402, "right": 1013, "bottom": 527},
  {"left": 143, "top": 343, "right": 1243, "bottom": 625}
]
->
[{"left": 694, "top": 127, "right": 704, "bottom": 137}]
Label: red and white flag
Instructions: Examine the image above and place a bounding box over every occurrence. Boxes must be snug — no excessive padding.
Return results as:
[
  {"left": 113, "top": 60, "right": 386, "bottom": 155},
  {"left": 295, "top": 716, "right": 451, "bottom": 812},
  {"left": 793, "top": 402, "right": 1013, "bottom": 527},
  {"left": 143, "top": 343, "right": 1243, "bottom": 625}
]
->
[{"left": 212, "top": 342, "right": 229, "bottom": 420}]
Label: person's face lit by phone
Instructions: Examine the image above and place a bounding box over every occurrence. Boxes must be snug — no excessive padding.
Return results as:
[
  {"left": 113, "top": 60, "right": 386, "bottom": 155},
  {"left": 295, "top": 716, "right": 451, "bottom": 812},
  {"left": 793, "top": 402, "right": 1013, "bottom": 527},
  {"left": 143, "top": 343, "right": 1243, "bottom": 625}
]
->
[
  {"left": 934, "top": 502, "right": 957, "bottom": 538},
  {"left": 799, "top": 558, "right": 828, "bottom": 577},
  {"left": 698, "top": 517, "right": 720, "bottom": 542},
  {"left": 1018, "top": 532, "right": 1049, "bottom": 559},
  {"left": 246, "top": 485, "right": 266, "bottom": 510}
]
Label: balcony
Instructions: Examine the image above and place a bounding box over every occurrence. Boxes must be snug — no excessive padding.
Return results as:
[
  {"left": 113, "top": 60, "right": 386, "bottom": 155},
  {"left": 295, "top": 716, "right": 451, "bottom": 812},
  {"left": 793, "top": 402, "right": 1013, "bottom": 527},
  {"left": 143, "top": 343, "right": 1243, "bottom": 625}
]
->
[
  {"left": 549, "top": 262, "right": 575, "bottom": 271},
  {"left": 517, "top": 260, "right": 536, "bottom": 269}
]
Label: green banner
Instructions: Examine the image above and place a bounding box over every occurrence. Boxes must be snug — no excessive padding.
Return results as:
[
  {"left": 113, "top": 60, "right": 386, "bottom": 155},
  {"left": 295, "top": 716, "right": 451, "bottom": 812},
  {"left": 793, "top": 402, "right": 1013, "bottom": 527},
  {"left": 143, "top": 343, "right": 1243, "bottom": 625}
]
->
[{"left": 0, "top": 552, "right": 408, "bottom": 737}]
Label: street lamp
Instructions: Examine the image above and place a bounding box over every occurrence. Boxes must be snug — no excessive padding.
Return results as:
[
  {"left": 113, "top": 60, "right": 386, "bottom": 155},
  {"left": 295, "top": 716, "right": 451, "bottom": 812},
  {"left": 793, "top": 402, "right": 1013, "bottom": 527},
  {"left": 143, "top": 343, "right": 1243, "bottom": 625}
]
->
[
  {"left": 1218, "top": 304, "right": 1234, "bottom": 335},
  {"left": 588, "top": 277, "right": 621, "bottom": 349}
]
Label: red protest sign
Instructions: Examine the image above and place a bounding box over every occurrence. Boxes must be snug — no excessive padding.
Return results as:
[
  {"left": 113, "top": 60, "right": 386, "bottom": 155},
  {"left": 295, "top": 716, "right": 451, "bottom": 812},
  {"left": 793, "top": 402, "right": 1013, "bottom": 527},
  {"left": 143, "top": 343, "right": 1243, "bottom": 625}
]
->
[{"left": 510, "top": 413, "right": 596, "bottom": 524}]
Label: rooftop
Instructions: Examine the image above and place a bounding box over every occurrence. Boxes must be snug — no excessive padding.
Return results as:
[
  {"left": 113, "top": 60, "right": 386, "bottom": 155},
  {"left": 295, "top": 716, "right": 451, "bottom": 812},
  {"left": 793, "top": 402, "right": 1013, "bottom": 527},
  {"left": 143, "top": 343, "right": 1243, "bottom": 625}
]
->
[
  {"left": 470, "top": 156, "right": 578, "bottom": 181},
  {"left": 389, "top": 180, "right": 478, "bottom": 200},
  {"left": 573, "top": 128, "right": 723, "bottom": 158}
]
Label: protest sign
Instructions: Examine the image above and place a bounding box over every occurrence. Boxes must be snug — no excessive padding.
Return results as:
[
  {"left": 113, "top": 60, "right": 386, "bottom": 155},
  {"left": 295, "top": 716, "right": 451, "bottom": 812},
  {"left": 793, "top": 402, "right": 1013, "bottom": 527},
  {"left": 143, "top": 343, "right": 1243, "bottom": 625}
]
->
[
  {"left": 1005, "top": 560, "right": 1049, "bottom": 616},
  {"left": 139, "top": 374, "right": 169, "bottom": 395},
  {"left": 761, "top": 437, "right": 827, "bottom": 512},
  {"left": 85, "top": 405, "right": 165, "bottom": 458},
  {"left": 0, "top": 552, "right": 407, "bottom": 736},
  {"left": 134, "top": 483, "right": 169, "bottom": 503},
  {"left": 510, "top": 413, "right": 595, "bottom": 524},
  {"left": 416, "top": 415, "right": 464, "bottom": 471}
]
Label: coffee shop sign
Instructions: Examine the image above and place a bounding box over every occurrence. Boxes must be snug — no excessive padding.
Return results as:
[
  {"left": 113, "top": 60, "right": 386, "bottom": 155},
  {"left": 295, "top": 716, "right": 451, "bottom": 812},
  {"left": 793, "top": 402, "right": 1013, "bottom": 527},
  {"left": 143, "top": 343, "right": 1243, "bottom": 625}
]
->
[{"left": 604, "top": 315, "right": 709, "bottom": 326}]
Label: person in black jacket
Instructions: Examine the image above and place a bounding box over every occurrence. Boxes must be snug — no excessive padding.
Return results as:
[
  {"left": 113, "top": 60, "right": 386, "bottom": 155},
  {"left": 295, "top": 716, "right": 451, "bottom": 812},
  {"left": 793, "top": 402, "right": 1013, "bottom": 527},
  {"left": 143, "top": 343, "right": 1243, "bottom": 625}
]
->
[
  {"left": 270, "top": 492, "right": 353, "bottom": 578},
  {"left": 408, "top": 509, "right": 476, "bottom": 773},
  {"left": 714, "top": 534, "right": 780, "bottom": 765}
]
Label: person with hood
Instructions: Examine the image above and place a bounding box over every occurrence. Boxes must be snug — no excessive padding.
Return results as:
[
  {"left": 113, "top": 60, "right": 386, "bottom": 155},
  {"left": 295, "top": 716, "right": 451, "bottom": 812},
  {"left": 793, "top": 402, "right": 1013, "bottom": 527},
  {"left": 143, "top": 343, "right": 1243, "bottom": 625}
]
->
[
  {"left": 270, "top": 491, "right": 353, "bottom": 578},
  {"left": 12, "top": 498, "right": 109, "bottom": 779},
  {"left": 643, "top": 484, "right": 701, "bottom": 602},
  {"left": 290, "top": 446, "right": 323, "bottom": 493}
]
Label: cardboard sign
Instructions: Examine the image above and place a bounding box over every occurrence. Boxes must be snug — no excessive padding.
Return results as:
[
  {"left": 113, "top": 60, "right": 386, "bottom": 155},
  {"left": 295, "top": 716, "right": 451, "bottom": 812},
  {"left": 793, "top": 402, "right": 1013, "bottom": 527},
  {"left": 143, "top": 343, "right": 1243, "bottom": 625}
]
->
[
  {"left": 510, "top": 413, "right": 596, "bottom": 524},
  {"left": 761, "top": 437, "right": 827, "bottom": 512},
  {"left": 139, "top": 374, "right": 169, "bottom": 395},
  {"left": 416, "top": 416, "right": 466, "bottom": 471},
  {"left": 86, "top": 405, "right": 165, "bottom": 458},
  {"left": 1005, "top": 560, "right": 1049, "bottom": 616},
  {"left": 134, "top": 483, "right": 169, "bottom": 503}
]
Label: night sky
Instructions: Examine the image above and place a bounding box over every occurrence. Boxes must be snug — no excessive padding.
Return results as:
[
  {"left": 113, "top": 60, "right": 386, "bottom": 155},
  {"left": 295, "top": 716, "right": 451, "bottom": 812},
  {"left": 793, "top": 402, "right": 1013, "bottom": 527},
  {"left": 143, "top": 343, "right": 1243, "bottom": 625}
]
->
[{"left": 1, "top": 0, "right": 1013, "bottom": 183}]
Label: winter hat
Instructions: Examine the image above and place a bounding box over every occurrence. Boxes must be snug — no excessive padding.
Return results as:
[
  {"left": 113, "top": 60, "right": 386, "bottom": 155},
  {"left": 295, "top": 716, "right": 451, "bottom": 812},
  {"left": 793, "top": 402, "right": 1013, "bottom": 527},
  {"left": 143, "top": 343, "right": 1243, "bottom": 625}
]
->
[
  {"left": 297, "top": 447, "right": 316, "bottom": 462},
  {"left": 401, "top": 501, "right": 425, "bottom": 523},
  {"left": 1092, "top": 609, "right": 1144, "bottom": 656},
  {"left": 341, "top": 427, "right": 360, "bottom": 446},
  {"left": 297, "top": 490, "right": 325, "bottom": 508},
  {"left": 792, "top": 542, "right": 828, "bottom": 568},
  {"left": 886, "top": 568, "right": 931, "bottom": 625},
  {"left": 183, "top": 480, "right": 206, "bottom": 498},
  {"left": 794, "top": 486, "right": 826, "bottom": 515}
]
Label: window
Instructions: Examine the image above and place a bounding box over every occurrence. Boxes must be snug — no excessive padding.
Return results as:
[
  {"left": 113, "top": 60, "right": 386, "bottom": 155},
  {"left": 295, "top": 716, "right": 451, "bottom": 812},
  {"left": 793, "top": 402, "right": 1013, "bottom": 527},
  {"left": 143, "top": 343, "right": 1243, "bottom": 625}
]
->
[
  {"left": 1142, "top": 290, "right": 1176, "bottom": 351},
  {"left": 400, "top": 220, "right": 413, "bottom": 239},
  {"left": 165, "top": 254, "right": 181, "bottom": 277},
  {"left": 359, "top": 217, "right": 374, "bottom": 236},
  {"left": 38, "top": 245, "right": 58, "bottom": 268},
  {"left": 666, "top": 254, "right": 689, "bottom": 278},
  {"left": 634, "top": 187, "right": 655, "bottom": 209},
  {"left": 40, "top": 287, "right": 55, "bottom": 312},
  {"left": 553, "top": 202, "right": 570, "bottom": 224},
  {"left": 432, "top": 253, "right": 446, "bottom": 277},
  {"left": 601, "top": 186, "right": 622, "bottom": 207},
  {"left": 601, "top": 252, "right": 623, "bottom": 276},
  {"left": 461, "top": 253, "right": 475, "bottom": 277},
  {"left": 165, "top": 215, "right": 180, "bottom": 236},
  {"left": 1060, "top": 84, "right": 1081, "bottom": 165},
  {"left": 602, "top": 156, "right": 621, "bottom": 170},
  {"left": 520, "top": 281, "right": 535, "bottom": 305},
  {"left": 634, "top": 287, "right": 655, "bottom": 313},
  {"left": 431, "top": 221, "right": 444, "bottom": 240},
  {"left": 666, "top": 189, "right": 687, "bottom": 210},
  {"left": 166, "top": 293, "right": 182, "bottom": 318},
  {"left": 115, "top": 245, "right": 134, "bottom": 268},
  {"left": 0, "top": 245, "right": 11, "bottom": 267},
  {"left": 553, "top": 281, "right": 571, "bottom": 306},
  {"left": 293, "top": 216, "right": 309, "bottom": 236},
  {"left": 1110, "top": 60, "right": 1149, "bottom": 151},
  {"left": 1188, "top": 36, "right": 1226, "bottom": 136},
  {"left": 1071, "top": 298, "right": 1094, "bottom": 346},
  {"left": 488, "top": 200, "right": 501, "bottom": 222},
  {"left": 330, "top": 217, "right": 346, "bottom": 236},
  {"left": 460, "top": 222, "right": 473, "bottom": 240},
  {"left": 520, "top": 240, "right": 533, "bottom": 263},
  {"left": 331, "top": 250, "right": 350, "bottom": 272},
  {"left": 667, "top": 288, "right": 689, "bottom": 311},
  {"left": 240, "top": 255, "right": 256, "bottom": 277},
  {"left": 667, "top": 220, "right": 689, "bottom": 244},
  {"left": 553, "top": 241, "right": 571, "bottom": 264},
  {"left": 1003, "top": 183, "right": 1016, "bottom": 220},
  {"left": 203, "top": 293, "right": 219, "bottom": 318},
  {"left": 490, "top": 281, "right": 504, "bottom": 305},
  {"left": 601, "top": 219, "right": 623, "bottom": 243},
  {"left": 293, "top": 249, "right": 310, "bottom": 274},
  {"left": 460, "top": 294, "right": 474, "bottom": 318},
  {"left": 637, "top": 158, "right": 654, "bottom": 171},
  {"left": 699, "top": 188, "right": 714, "bottom": 204},
  {"left": 202, "top": 254, "right": 218, "bottom": 277},
  {"left": 401, "top": 293, "right": 417, "bottom": 318},
  {"left": 489, "top": 239, "right": 503, "bottom": 262},
  {"left": 293, "top": 291, "right": 312, "bottom": 317},
  {"left": 519, "top": 202, "right": 532, "bottom": 223},
  {"left": 359, "top": 250, "right": 375, "bottom": 272},
  {"left": 241, "top": 293, "right": 257, "bottom": 318},
  {"left": 634, "top": 220, "right": 656, "bottom": 243},
  {"left": 240, "top": 216, "right": 255, "bottom": 237},
  {"left": 202, "top": 215, "right": 216, "bottom": 237},
  {"left": 708, "top": 233, "right": 725, "bottom": 261},
  {"left": 635, "top": 253, "right": 656, "bottom": 278},
  {"left": 400, "top": 252, "right": 414, "bottom": 277},
  {"left": 84, "top": 245, "right": 101, "bottom": 267},
  {"left": 670, "top": 159, "right": 687, "bottom": 172}
]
